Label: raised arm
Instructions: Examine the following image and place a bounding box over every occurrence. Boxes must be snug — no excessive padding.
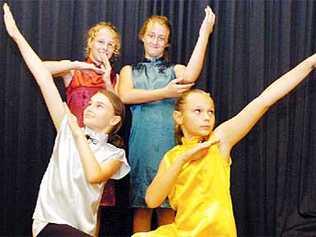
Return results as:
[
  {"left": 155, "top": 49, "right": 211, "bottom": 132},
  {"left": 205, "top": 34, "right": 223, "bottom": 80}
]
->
[
  {"left": 3, "top": 4, "right": 64, "bottom": 130},
  {"left": 215, "top": 54, "right": 316, "bottom": 153},
  {"left": 174, "top": 6, "right": 215, "bottom": 83},
  {"left": 118, "top": 65, "right": 193, "bottom": 104},
  {"left": 43, "top": 60, "right": 105, "bottom": 87}
]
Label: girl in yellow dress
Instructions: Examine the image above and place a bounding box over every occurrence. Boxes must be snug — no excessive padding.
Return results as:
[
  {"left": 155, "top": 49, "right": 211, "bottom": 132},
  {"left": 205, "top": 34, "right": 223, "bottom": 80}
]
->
[{"left": 133, "top": 52, "right": 316, "bottom": 237}]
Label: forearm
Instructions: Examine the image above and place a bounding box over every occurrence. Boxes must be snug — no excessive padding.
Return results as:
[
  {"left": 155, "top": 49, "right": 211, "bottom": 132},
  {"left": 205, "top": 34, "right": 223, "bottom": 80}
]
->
[
  {"left": 14, "top": 34, "right": 52, "bottom": 86},
  {"left": 182, "top": 33, "right": 211, "bottom": 83},
  {"left": 119, "top": 87, "right": 168, "bottom": 104},
  {"left": 73, "top": 132, "right": 107, "bottom": 184},
  {"left": 260, "top": 56, "right": 315, "bottom": 106},
  {"left": 43, "top": 60, "right": 74, "bottom": 76},
  {"left": 145, "top": 156, "right": 186, "bottom": 208}
]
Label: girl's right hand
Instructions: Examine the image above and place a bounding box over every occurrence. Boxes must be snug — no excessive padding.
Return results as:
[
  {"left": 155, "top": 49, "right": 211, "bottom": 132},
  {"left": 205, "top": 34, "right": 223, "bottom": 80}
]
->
[
  {"left": 73, "top": 61, "right": 105, "bottom": 74},
  {"left": 164, "top": 78, "right": 194, "bottom": 98},
  {"left": 181, "top": 138, "right": 219, "bottom": 163}
]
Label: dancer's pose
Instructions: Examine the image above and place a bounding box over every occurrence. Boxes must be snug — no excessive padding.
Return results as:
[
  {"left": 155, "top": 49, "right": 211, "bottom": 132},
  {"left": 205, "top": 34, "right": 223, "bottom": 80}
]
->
[
  {"left": 119, "top": 6, "right": 215, "bottom": 232},
  {"left": 3, "top": 4, "right": 129, "bottom": 236},
  {"left": 134, "top": 56, "right": 316, "bottom": 236}
]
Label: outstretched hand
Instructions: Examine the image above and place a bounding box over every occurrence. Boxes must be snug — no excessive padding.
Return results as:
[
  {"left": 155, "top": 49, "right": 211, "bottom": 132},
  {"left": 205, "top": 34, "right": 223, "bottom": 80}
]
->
[
  {"left": 182, "top": 137, "right": 220, "bottom": 163},
  {"left": 74, "top": 61, "right": 105, "bottom": 74},
  {"left": 3, "top": 3, "right": 21, "bottom": 39},
  {"left": 199, "top": 6, "right": 216, "bottom": 37}
]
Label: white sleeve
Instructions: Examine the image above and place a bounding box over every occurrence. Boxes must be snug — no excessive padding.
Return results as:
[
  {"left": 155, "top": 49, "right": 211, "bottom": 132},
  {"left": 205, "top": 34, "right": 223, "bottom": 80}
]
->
[{"left": 102, "top": 148, "right": 130, "bottom": 180}]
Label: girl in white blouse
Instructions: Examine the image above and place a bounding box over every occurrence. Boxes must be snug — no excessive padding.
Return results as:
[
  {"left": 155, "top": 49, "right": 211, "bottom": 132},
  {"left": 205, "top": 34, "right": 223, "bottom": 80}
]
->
[{"left": 3, "top": 4, "right": 130, "bottom": 237}]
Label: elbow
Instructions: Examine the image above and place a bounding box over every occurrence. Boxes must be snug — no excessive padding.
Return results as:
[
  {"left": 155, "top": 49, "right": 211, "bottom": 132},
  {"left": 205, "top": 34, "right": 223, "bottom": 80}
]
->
[
  {"left": 87, "top": 174, "right": 109, "bottom": 185},
  {"left": 118, "top": 93, "right": 133, "bottom": 104},
  {"left": 145, "top": 191, "right": 161, "bottom": 208},
  {"left": 145, "top": 197, "right": 160, "bottom": 209}
]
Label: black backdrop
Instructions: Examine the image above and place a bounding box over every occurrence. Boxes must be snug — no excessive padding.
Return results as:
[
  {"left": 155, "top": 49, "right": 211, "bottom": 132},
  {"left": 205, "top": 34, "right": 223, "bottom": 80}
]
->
[{"left": 1, "top": 0, "right": 316, "bottom": 236}]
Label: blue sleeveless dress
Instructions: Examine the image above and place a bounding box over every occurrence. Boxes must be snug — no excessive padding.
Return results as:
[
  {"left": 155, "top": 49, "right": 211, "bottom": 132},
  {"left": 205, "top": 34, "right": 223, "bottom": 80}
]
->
[{"left": 129, "top": 58, "right": 176, "bottom": 208}]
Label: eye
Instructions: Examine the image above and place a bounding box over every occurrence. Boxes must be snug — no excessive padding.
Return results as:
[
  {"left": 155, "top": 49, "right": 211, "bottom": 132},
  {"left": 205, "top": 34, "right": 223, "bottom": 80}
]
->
[
  {"left": 208, "top": 110, "right": 214, "bottom": 115},
  {"left": 97, "top": 104, "right": 104, "bottom": 108},
  {"left": 147, "top": 33, "right": 155, "bottom": 38},
  {"left": 107, "top": 42, "right": 115, "bottom": 49},
  {"left": 194, "top": 109, "right": 201, "bottom": 114},
  {"left": 158, "top": 36, "right": 166, "bottom": 42}
]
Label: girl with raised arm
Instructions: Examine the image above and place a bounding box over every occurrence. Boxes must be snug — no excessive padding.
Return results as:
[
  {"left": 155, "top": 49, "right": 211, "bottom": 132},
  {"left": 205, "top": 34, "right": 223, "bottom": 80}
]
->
[
  {"left": 133, "top": 55, "right": 316, "bottom": 236},
  {"left": 3, "top": 4, "right": 129, "bottom": 236},
  {"left": 118, "top": 6, "right": 215, "bottom": 232}
]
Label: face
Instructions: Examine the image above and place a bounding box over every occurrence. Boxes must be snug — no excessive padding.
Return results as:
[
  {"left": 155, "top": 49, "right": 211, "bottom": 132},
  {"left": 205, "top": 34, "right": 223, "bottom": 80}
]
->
[
  {"left": 88, "top": 28, "right": 117, "bottom": 64},
  {"left": 142, "top": 22, "right": 169, "bottom": 59},
  {"left": 83, "top": 92, "right": 120, "bottom": 133},
  {"left": 176, "top": 93, "right": 215, "bottom": 140}
]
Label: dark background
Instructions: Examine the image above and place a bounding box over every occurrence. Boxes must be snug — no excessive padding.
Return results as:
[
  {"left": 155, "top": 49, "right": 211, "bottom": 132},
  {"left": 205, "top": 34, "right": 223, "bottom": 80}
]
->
[{"left": 1, "top": 0, "right": 316, "bottom": 236}]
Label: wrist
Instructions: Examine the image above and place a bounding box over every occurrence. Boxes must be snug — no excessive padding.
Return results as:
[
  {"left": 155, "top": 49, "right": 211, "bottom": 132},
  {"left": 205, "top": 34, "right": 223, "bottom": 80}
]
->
[{"left": 72, "top": 127, "right": 85, "bottom": 139}]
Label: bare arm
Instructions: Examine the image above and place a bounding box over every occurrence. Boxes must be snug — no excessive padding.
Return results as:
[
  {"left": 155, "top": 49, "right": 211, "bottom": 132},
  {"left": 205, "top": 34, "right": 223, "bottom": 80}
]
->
[
  {"left": 118, "top": 65, "right": 193, "bottom": 104},
  {"left": 4, "top": 4, "right": 65, "bottom": 130},
  {"left": 174, "top": 6, "right": 215, "bottom": 83},
  {"left": 215, "top": 54, "right": 316, "bottom": 153},
  {"left": 145, "top": 139, "right": 219, "bottom": 208},
  {"left": 65, "top": 105, "right": 123, "bottom": 184},
  {"left": 44, "top": 60, "right": 105, "bottom": 87}
]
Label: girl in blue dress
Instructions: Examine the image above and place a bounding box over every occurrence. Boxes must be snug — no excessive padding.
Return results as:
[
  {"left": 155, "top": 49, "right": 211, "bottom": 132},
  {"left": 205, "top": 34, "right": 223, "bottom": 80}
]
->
[{"left": 119, "top": 6, "right": 215, "bottom": 233}]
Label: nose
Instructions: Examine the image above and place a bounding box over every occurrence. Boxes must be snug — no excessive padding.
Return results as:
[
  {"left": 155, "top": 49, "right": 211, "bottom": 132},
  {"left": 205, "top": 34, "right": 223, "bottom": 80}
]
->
[
  {"left": 203, "top": 112, "right": 211, "bottom": 121},
  {"left": 152, "top": 36, "right": 159, "bottom": 45}
]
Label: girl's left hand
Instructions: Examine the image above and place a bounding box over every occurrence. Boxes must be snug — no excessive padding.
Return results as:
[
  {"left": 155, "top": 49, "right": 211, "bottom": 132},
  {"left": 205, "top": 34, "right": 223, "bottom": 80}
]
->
[
  {"left": 64, "top": 103, "right": 82, "bottom": 137},
  {"left": 3, "top": 3, "right": 21, "bottom": 39},
  {"left": 199, "top": 6, "right": 216, "bottom": 37}
]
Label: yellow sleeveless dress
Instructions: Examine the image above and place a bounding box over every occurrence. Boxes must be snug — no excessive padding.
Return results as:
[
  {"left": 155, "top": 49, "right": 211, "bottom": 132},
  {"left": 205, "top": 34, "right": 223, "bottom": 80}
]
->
[{"left": 132, "top": 137, "right": 237, "bottom": 237}]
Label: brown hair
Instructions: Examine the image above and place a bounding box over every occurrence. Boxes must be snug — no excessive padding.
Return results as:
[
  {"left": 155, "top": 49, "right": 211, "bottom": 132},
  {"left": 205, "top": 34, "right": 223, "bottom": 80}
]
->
[
  {"left": 97, "top": 89, "right": 125, "bottom": 147},
  {"left": 85, "top": 22, "right": 121, "bottom": 60},
  {"left": 174, "top": 89, "right": 213, "bottom": 144},
  {"left": 138, "top": 15, "right": 172, "bottom": 59}
]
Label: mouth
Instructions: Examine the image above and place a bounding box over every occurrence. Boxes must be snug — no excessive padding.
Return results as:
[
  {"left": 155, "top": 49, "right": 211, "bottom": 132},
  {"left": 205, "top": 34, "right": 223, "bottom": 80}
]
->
[
  {"left": 200, "top": 125, "right": 212, "bottom": 130},
  {"left": 84, "top": 112, "right": 95, "bottom": 119}
]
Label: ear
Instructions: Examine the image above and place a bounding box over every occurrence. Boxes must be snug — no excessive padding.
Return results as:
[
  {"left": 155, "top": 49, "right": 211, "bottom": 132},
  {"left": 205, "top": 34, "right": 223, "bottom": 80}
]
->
[
  {"left": 109, "top": 115, "right": 121, "bottom": 127},
  {"left": 173, "top": 111, "right": 183, "bottom": 126}
]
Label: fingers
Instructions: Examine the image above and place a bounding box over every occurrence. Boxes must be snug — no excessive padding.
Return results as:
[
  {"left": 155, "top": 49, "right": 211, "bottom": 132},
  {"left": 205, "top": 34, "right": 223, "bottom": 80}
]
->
[
  {"left": 175, "top": 83, "right": 194, "bottom": 92},
  {"left": 91, "top": 65, "right": 105, "bottom": 74},
  {"left": 204, "top": 5, "right": 215, "bottom": 25},
  {"left": 100, "top": 53, "right": 111, "bottom": 70},
  {"left": 171, "top": 77, "right": 184, "bottom": 84}
]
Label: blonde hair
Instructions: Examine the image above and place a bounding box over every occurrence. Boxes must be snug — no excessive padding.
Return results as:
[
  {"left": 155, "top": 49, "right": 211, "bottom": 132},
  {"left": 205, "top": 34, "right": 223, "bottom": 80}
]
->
[
  {"left": 85, "top": 22, "right": 121, "bottom": 60},
  {"left": 139, "top": 15, "right": 172, "bottom": 59},
  {"left": 174, "top": 89, "right": 213, "bottom": 144}
]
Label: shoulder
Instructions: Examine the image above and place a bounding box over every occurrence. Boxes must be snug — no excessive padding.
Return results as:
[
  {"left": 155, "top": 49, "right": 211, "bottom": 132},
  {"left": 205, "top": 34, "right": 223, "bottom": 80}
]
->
[{"left": 121, "top": 65, "right": 132, "bottom": 71}]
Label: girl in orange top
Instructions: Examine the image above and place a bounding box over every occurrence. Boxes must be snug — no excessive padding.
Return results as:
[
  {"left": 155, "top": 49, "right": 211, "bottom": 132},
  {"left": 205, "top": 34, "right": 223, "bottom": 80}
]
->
[
  {"left": 43, "top": 22, "right": 122, "bottom": 216},
  {"left": 134, "top": 51, "right": 316, "bottom": 237}
]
